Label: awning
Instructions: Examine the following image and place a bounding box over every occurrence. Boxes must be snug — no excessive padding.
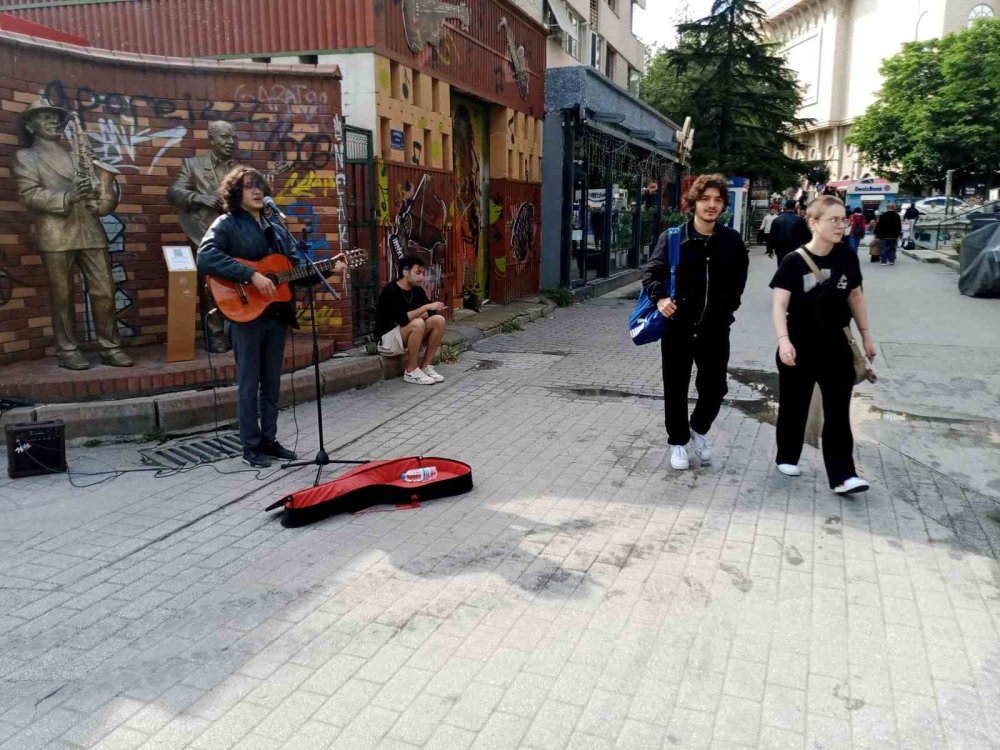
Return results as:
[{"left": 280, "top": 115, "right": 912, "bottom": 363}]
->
[{"left": 545, "top": 0, "right": 577, "bottom": 40}]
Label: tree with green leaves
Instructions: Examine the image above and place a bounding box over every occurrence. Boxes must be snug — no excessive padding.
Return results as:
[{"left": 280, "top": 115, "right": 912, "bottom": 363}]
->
[
  {"left": 848, "top": 18, "right": 1000, "bottom": 193},
  {"left": 640, "top": 0, "right": 811, "bottom": 188}
]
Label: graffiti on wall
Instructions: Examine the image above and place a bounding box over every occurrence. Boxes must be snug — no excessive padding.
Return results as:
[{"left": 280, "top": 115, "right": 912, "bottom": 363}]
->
[
  {"left": 41, "top": 80, "right": 340, "bottom": 174},
  {"left": 385, "top": 173, "right": 448, "bottom": 300},
  {"left": 333, "top": 115, "right": 349, "bottom": 253}
]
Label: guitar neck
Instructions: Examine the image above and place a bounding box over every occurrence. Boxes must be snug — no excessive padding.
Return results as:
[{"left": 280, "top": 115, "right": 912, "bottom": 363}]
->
[{"left": 271, "top": 255, "right": 341, "bottom": 286}]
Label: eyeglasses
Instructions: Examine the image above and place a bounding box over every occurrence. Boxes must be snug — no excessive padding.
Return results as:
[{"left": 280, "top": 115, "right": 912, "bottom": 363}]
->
[{"left": 241, "top": 179, "right": 265, "bottom": 191}]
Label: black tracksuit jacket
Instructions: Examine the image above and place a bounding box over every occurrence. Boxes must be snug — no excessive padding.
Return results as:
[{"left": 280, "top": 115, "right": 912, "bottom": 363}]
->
[{"left": 640, "top": 222, "right": 750, "bottom": 329}]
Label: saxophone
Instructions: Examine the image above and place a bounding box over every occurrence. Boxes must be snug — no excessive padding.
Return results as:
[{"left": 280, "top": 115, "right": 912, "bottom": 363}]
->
[{"left": 68, "top": 112, "right": 119, "bottom": 214}]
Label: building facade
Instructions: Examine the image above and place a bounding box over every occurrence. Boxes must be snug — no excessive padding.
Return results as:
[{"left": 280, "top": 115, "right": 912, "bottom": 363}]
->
[
  {"left": 507, "top": 0, "right": 681, "bottom": 291},
  {"left": 763, "top": 0, "right": 998, "bottom": 183},
  {"left": 513, "top": 0, "right": 647, "bottom": 94},
  {"left": 6, "top": 0, "right": 547, "bottom": 311}
]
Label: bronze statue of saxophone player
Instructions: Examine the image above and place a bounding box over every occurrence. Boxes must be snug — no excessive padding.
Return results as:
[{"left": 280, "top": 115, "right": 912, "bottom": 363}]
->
[{"left": 13, "top": 98, "right": 133, "bottom": 370}]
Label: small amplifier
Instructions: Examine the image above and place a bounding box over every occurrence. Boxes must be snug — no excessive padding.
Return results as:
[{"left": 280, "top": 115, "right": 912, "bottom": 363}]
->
[{"left": 5, "top": 420, "right": 67, "bottom": 479}]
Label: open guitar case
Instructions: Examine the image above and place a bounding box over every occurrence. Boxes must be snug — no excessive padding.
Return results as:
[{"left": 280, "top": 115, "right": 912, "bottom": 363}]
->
[{"left": 266, "top": 456, "right": 473, "bottom": 527}]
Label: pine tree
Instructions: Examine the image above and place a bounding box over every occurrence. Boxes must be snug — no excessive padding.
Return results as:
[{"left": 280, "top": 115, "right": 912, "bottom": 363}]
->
[{"left": 641, "top": 0, "right": 813, "bottom": 187}]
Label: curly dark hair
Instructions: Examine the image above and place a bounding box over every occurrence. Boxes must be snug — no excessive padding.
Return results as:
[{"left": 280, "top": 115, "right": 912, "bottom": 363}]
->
[
  {"left": 218, "top": 166, "right": 270, "bottom": 215},
  {"left": 684, "top": 173, "right": 730, "bottom": 211}
]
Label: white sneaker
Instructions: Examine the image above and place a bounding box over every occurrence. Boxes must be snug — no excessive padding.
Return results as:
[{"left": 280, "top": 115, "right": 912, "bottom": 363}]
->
[
  {"left": 834, "top": 477, "right": 870, "bottom": 495},
  {"left": 423, "top": 364, "right": 445, "bottom": 383},
  {"left": 403, "top": 368, "right": 436, "bottom": 385},
  {"left": 670, "top": 445, "right": 690, "bottom": 470},
  {"left": 690, "top": 430, "right": 712, "bottom": 464},
  {"left": 777, "top": 463, "right": 801, "bottom": 477}
]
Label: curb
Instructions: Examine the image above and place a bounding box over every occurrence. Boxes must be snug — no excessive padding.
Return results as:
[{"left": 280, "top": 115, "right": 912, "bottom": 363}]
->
[
  {"left": 901, "top": 247, "right": 961, "bottom": 271},
  {"left": 6, "top": 298, "right": 555, "bottom": 441}
]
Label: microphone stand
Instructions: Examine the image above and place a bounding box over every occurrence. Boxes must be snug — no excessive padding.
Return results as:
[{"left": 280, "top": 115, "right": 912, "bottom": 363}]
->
[{"left": 277, "top": 219, "right": 358, "bottom": 486}]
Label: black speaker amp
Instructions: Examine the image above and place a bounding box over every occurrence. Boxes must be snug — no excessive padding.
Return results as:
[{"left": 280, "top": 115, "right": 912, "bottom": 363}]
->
[{"left": 5, "top": 420, "right": 67, "bottom": 479}]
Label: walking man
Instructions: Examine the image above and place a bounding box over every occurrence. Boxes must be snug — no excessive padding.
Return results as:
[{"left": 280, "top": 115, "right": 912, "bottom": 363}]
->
[
  {"left": 875, "top": 202, "right": 902, "bottom": 265},
  {"left": 374, "top": 256, "right": 447, "bottom": 385},
  {"left": 768, "top": 199, "right": 811, "bottom": 264},
  {"left": 640, "top": 174, "right": 749, "bottom": 471}
]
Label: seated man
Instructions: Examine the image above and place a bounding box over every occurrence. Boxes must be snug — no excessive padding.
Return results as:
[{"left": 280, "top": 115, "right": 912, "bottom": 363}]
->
[{"left": 374, "top": 255, "right": 447, "bottom": 385}]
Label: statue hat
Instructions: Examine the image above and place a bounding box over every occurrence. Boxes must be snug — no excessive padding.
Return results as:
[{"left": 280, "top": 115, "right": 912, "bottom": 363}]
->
[{"left": 17, "top": 97, "right": 70, "bottom": 147}]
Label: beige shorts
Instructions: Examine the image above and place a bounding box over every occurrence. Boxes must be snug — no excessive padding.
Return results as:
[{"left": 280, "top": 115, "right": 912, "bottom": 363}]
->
[{"left": 377, "top": 326, "right": 406, "bottom": 356}]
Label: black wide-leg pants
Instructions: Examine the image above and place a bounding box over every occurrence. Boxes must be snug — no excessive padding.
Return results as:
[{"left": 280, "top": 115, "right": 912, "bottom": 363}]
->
[
  {"left": 775, "top": 341, "right": 857, "bottom": 488},
  {"left": 660, "top": 323, "right": 730, "bottom": 446}
]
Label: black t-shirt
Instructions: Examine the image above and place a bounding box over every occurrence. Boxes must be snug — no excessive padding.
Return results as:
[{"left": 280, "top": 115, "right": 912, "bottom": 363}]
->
[
  {"left": 374, "top": 281, "right": 435, "bottom": 340},
  {"left": 770, "top": 245, "right": 862, "bottom": 347}
]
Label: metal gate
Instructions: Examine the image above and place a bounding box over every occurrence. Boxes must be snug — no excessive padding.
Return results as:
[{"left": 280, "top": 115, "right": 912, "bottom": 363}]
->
[{"left": 344, "top": 125, "right": 378, "bottom": 342}]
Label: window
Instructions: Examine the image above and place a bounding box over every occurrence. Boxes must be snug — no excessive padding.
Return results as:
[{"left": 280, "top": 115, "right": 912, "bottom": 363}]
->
[
  {"left": 969, "top": 4, "right": 995, "bottom": 25},
  {"left": 607, "top": 0, "right": 617, "bottom": 15},
  {"left": 605, "top": 45, "right": 617, "bottom": 79},
  {"left": 627, "top": 66, "right": 641, "bottom": 95},
  {"left": 591, "top": 32, "right": 603, "bottom": 71}
]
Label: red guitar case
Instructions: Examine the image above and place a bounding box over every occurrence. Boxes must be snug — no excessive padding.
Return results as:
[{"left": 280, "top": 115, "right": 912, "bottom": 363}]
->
[{"left": 266, "top": 456, "right": 473, "bottom": 527}]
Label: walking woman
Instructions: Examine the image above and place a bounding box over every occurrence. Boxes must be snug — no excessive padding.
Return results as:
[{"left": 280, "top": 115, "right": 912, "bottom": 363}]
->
[{"left": 770, "top": 195, "right": 876, "bottom": 494}]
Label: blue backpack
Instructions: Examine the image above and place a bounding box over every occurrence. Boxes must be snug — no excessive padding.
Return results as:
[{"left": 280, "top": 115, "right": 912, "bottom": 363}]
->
[{"left": 628, "top": 227, "right": 680, "bottom": 345}]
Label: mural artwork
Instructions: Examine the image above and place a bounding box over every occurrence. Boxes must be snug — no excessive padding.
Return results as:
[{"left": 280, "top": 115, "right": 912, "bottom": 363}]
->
[
  {"left": 401, "top": 0, "right": 470, "bottom": 54},
  {"left": 452, "top": 101, "right": 487, "bottom": 309},
  {"left": 510, "top": 202, "right": 535, "bottom": 262},
  {"left": 497, "top": 18, "right": 528, "bottom": 100},
  {"left": 386, "top": 173, "right": 448, "bottom": 300}
]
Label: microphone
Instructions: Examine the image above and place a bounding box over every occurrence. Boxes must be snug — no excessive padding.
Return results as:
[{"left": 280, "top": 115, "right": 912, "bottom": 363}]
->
[{"left": 263, "top": 196, "right": 286, "bottom": 220}]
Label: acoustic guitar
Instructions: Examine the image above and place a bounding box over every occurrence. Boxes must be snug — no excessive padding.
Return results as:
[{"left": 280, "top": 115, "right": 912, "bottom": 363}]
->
[{"left": 209, "top": 247, "right": 366, "bottom": 323}]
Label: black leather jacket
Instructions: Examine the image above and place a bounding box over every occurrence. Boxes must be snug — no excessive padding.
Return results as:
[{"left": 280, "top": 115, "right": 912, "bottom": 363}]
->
[
  {"left": 640, "top": 222, "right": 749, "bottom": 328},
  {"left": 196, "top": 209, "right": 302, "bottom": 326}
]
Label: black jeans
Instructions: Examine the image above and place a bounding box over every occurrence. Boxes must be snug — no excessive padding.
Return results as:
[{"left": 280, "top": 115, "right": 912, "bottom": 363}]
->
[
  {"left": 229, "top": 315, "right": 288, "bottom": 451},
  {"left": 660, "top": 323, "right": 730, "bottom": 445},
  {"left": 775, "top": 341, "right": 857, "bottom": 487}
]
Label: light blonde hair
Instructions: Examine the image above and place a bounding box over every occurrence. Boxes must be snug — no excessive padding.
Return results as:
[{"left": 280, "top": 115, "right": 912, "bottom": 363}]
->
[{"left": 805, "top": 195, "right": 845, "bottom": 221}]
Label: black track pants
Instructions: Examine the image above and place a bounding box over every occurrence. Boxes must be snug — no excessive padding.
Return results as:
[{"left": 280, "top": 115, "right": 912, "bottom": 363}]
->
[
  {"left": 775, "top": 342, "right": 857, "bottom": 488},
  {"left": 660, "top": 323, "right": 730, "bottom": 446}
]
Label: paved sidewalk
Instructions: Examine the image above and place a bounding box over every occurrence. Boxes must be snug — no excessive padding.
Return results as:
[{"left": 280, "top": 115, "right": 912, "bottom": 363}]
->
[{"left": 1, "top": 268, "right": 999, "bottom": 749}]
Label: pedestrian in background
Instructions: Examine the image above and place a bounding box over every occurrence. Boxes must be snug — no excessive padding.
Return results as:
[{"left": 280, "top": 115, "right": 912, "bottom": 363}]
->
[
  {"left": 876, "top": 202, "right": 902, "bottom": 265},
  {"left": 770, "top": 195, "right": 876, "bottom": 495},
  {"left": 760, "top": 205, "right": 778, "bottom": 255},
  {"left": 641, "top": 174, "right": 749, "bottom": 472},
  {"left": 768, "top": 199, "right": 811, "bottom": 264},
  {"left": 849, "top": 206, "right": 867, "bottom": 253}
]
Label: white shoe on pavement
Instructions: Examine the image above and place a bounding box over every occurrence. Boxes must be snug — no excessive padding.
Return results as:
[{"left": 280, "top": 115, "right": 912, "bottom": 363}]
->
[
  {"left": 690, "top": 430, "right": 712, "bottom": 464},
  {"left": 670, "top": 445, "right": 690, "bottom": 471},
  {"left": 422, "top": 364, "right": 445, "bottom": 383},
  {"left": 834, "top": 476, "right": 870, "bottom": 495},
  {"left": 777, "top": 463, "right": 801, "bottom": 477},
  {"left": 403, "top": 367, "right": 436, "bottom": 385}
]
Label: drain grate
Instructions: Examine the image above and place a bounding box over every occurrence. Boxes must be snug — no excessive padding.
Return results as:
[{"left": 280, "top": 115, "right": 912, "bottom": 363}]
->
[{"left": 140, "top": 432, "right": 244, "bottom": 468}]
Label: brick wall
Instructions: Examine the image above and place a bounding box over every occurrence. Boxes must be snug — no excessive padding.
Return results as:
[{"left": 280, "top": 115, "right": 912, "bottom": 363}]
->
[{"left": 0, "top": 34, "right": 351, "bottom": 365}]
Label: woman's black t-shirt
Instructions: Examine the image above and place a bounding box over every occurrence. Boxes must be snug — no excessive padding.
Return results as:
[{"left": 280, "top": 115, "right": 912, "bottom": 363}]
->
[{"left": 769, "top": 244, "right": 862, "bottom": 348}]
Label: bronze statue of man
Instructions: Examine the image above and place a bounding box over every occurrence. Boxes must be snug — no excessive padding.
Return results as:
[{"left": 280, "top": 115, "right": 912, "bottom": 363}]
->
[
  {"left": 13, "top": 98, "right": 133, "bottom": 370},
  {"left": 167, "top": 120, "right": 239, "bottom": 353}
]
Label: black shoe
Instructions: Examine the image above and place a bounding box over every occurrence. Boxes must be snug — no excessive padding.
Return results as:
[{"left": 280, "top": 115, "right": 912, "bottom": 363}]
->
[
  {"left": 242, "top": 450, "right": 272, "bottom": 468},
  {"left": 260, "top": 441, "right": 297, "bottom": 461}
]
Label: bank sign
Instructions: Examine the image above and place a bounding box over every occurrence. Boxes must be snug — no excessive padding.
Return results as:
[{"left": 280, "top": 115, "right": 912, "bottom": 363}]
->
[{"left": 849, "top": 181, "right": 900, "bottom": 194}]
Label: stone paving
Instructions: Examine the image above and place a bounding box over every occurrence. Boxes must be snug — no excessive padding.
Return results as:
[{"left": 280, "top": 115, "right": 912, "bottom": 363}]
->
[{"left": 1, "top": 252, "right": 999, "bottom": 749}]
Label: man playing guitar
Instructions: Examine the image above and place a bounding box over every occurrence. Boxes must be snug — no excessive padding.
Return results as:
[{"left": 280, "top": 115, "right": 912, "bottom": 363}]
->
[{"left": 197, "top": 166, "right": 344, "bottom": 468}]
